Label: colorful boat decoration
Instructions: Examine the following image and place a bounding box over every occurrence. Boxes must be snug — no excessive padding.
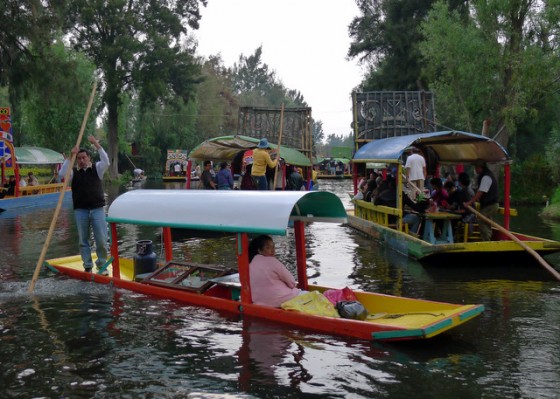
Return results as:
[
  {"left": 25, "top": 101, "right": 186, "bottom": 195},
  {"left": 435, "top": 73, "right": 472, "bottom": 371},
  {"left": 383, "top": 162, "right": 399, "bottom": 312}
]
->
[
  {"left": 163, "top": 149, "right": 188, "bottom": 182},
  {"left": 0, "top": 146, "right": 70, "bottom": 212},
  {"left": 45, "top": 190, "right": 483, "bottom": 341},
  {"left": 349, "top": 131, "right": 560, "bottom": 263}
]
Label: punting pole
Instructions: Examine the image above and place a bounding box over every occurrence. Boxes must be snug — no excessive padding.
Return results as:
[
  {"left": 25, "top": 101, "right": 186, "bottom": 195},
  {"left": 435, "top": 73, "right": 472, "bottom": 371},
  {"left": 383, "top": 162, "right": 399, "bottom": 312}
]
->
[
  {"left": 28, "top": 82, "right": 98, "bottom": 292},
  {"left": 466, "top": 205, "right": 560, "bottom": 281},
  {"left": 272, "top": 103, "right": 284, "bottom": 191}
]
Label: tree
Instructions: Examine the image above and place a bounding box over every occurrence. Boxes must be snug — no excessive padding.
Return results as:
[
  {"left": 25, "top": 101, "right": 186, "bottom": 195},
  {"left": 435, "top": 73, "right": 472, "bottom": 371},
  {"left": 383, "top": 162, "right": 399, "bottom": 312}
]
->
[
  {"left": 63, "top": 0, "right": 207, "bottom": 179},
  {"left": 18, "top": 42, "right": 97, "bottom": 152},
  {"left": 0, "top": 0, "right": 60, "bottom": 143},
  {"left": 420, "top": 0, "right": 560, "bottom": 150}
]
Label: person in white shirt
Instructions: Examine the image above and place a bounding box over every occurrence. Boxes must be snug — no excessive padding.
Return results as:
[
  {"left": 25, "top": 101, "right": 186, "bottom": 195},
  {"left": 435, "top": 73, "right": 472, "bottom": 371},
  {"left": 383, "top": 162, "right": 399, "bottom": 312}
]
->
[{"left": 405, "top": 146, "right": 427, "bottom": 190}]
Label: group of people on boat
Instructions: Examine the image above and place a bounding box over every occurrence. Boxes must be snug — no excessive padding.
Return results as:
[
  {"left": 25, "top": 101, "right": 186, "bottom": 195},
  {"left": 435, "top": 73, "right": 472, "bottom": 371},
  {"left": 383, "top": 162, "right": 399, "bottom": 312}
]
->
[
  {"left": 197, "top": 138, "right": 315, "bottom": 192},
  {"left": 355, "top": 146, "right": 499, "bottom": 241}
]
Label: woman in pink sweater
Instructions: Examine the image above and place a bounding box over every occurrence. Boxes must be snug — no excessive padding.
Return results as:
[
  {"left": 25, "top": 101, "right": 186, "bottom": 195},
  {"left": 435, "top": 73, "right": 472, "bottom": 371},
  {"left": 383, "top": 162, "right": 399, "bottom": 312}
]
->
[{"left": 249, "top": 235, "right": 301, "bottom": 307}]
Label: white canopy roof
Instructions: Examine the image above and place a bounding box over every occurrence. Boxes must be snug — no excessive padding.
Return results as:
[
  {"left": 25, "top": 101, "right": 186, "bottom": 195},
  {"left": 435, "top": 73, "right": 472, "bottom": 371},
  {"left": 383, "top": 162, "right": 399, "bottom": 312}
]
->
[{"left": 107, "top": 190, "right": 348, "bottom": 235}]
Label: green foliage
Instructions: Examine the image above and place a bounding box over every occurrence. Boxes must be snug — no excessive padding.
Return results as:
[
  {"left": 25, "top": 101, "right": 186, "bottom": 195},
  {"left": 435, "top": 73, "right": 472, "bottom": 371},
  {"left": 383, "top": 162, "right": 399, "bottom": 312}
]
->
[
  {"left": 420, "top": 0, "right": 560, "bottom": 151},
  {"left": 18, "top": 42, "right": 97, "bottom": 152},
  {"left": 545, "top": 126, "right": 560, "bottom": 185},
  {"left": 510, "top": 155, "right": 554, "bottom": 204},
  {"left": 62, "top": 0, "right": 206, "bottom": 178}
]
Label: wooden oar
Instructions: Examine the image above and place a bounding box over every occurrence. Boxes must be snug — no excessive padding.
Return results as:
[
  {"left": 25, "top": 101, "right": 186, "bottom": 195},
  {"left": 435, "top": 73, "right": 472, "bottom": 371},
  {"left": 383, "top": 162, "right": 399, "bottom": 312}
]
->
[
  {"left": 466, "top": 204, "right": 560, "bottom": 281},
  {"left": 272, "top": 103, "right": 284, "bottom": 191},
  {"left": 28, "top": 82, "right": 98, "bottom": 292}
]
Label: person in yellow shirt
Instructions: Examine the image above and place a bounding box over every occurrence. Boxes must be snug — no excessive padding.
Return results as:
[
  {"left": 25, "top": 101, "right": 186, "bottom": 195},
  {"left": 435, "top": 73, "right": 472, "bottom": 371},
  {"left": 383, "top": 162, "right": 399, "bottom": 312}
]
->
[{"left": 251, "top": 138, "right": 278, "bottom": 190}]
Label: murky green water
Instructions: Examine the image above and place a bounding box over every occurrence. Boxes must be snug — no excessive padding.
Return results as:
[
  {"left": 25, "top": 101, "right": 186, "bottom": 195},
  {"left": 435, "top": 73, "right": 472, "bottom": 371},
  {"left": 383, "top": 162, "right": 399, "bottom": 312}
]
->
[{"left": 1, "top": 180, "right": 559, "bottom": 398}]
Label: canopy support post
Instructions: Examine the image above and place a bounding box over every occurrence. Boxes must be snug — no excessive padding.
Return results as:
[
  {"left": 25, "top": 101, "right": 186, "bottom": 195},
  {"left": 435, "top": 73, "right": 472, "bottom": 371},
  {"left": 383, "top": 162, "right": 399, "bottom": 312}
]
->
[
  {"left": 237, "top": 233, "right": 252, "bottom": 305},
  {"left": 294, "top": 220, "right": 308, "bottom": 290},
  {"left": 504, "top": 163, "right": 511, "bottom": 230},
  {"left": 110, "top": 222, "right": 120, "bottom": 279}
]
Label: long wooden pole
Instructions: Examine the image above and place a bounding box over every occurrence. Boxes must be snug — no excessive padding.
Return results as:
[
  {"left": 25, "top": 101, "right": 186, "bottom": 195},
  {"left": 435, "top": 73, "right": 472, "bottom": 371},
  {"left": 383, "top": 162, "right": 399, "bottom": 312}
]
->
[
  {"left": 28, "top": 82, "right": 98, "bottom": 292},
  {"left": 272, "top": 104, "right": 284, "bottom": 191},
  {"left": 466, "top": 205, "right": 560, "bottom": 281}
]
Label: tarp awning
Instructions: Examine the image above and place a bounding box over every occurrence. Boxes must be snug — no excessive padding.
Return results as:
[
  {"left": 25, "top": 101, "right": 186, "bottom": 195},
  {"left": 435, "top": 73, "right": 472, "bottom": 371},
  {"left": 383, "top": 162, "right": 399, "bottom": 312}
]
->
[
  {"left": 189, "top": 135, "right": 312, "bottom": 167},
  {"left": 352, "top": 131, "right": 510, "bottom": 164},
  {"left": 15, "top": 146, "right": 64, "bottom": 164}
]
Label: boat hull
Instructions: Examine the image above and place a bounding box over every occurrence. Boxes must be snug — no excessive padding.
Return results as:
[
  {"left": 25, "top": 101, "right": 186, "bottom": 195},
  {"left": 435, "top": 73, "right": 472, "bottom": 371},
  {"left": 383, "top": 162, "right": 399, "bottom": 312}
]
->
[
  {"left": 0, "top": 189, "right": 71, "bottom": 212},
  {"left": 347, "top": 213, "right": 560, "bottom": 263},
  {"left": 45, "top": 255, "right": 483, "bottom": 342}
]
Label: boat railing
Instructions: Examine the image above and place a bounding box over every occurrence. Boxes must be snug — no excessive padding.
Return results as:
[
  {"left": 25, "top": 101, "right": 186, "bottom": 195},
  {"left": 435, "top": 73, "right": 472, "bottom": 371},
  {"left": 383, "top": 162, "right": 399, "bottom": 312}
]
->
[
  {"left": 19, "top": 183, "right": 66, "bottom": 196},
  {"left": 353, "top": 200, "right": 404, "bottom": 230}
]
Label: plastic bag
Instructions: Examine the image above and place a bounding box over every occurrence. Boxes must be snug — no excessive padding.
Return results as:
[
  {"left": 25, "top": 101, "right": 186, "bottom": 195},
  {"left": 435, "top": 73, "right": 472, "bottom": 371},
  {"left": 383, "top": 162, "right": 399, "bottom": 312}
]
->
[
  {"left": 336, "top": 301, "right": 368, "bottom": 320},
  {"left": 281, "top": 291, "right": 340, "bottom": 318},
  {"left": 323, "top": 287, "right": 358, "bottom": 305}
]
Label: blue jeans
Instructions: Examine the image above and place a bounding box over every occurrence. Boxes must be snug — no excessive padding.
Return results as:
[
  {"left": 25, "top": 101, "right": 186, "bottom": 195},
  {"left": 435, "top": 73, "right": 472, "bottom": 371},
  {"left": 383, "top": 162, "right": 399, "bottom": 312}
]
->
[
  {"left": 254, "top": 175, "right": 268, "bottom": 190},
  {"left": 75, "top": 207, "right": 108, "bottom": 270},
  {"left": 403, "top": 213, "right": 421, "bottom": 235}
]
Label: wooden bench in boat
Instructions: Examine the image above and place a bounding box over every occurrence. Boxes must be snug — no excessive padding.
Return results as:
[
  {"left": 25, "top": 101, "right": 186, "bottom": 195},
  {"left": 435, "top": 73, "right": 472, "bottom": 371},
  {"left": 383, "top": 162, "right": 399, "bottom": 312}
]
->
[
  {"left": 353, "top": 199, "right": 518, "bottom": 242},
  {"left": 141, "top": 261, "right": 237, "bottom": 294}
]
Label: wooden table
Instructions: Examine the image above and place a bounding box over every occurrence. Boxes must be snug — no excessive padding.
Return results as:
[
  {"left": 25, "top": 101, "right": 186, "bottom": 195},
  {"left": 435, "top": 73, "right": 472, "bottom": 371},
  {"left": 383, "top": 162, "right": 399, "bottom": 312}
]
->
[{"left": 422, "top": 212, "right": 461, "bottom": 244}]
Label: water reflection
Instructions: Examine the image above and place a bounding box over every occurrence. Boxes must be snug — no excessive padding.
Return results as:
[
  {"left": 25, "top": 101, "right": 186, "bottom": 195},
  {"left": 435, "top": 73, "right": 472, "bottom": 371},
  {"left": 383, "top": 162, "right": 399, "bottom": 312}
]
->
[{"left": 1, "top": 180, "right": 560, "bottom": 397}]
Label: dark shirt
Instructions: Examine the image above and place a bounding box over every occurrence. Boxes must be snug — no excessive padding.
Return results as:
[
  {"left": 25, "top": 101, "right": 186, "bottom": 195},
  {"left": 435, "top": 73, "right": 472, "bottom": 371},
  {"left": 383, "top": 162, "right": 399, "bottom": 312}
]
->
[
  {"left": 287, "top": 172, "right": 304, "bottom": 191},
  {"left": 71, "top": 166, "right": 105, "bottom": 209},
  {"left": 477, "top": 169, "right": 499, "bottom": 207},
  {"left": 201, "top": 170, "right": 215, "bottom": 189}
]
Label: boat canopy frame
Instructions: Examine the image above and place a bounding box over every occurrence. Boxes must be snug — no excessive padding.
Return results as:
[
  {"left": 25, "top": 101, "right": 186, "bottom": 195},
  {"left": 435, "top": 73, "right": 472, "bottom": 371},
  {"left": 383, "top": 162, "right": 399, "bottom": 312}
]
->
[
  {"left": 352, "top": 131, "right": 513, "bottom": 229},
  {"left": 107, "top": 190, "right": 348, "bottom": 302}
]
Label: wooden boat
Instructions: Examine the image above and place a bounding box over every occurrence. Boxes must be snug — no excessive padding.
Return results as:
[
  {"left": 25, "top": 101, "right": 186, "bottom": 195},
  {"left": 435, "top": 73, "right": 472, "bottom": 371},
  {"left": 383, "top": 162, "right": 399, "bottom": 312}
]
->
[
  {"left": 0, "top": 146, "right": 70, "bottom": 212},
  {"left": 45, "top": 190, "right": 483, "bottom": 342},
  {"left": 349, "top": 131, "right": 560, "bottom": 263},
  {"left": 187, "top": 135, "right": 312, "bottom": 190}
]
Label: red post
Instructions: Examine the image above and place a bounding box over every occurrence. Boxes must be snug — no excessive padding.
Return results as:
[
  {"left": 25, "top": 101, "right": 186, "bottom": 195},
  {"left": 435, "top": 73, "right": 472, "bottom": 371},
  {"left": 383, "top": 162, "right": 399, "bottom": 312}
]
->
[
  {"left": 162, "top": 227, "right": 173, "bottom": 262},
  {"left": 110, "top": 223, "right": 120, "bottom": 279},
  {"left": 185, "top": 160, "right": 192, "bottom": 189},
  {"left": 504, "top": 163, "right": 511, "bottom": 229},
  {"left": 294, "top": 220, "right": 308, "bottom": 290},
  {"left": 237, "top": 233, "right": 252, "bottom": 304}
]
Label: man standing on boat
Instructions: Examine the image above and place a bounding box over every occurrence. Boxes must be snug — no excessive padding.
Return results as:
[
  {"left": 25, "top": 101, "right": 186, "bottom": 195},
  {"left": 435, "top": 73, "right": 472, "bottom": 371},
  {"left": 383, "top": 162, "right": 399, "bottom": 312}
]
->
[
  {"left": 60, "top": 135, "right": 110, "bottom": 274},
  {"left": 251, "top": 138, "right": 278, "bottom": 190},
  {"left": 465, "top": 159, "right": 498, "bottom": 241},
  {"left": 404, "top": 146, "right": 427, "bottom": 190}
]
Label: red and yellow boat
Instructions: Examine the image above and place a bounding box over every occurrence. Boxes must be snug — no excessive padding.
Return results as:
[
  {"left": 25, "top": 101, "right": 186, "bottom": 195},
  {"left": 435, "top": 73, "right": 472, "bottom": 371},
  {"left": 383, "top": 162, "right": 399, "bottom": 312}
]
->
[{"left": 45, "top": 190, "right": 483, "bottom": 341}]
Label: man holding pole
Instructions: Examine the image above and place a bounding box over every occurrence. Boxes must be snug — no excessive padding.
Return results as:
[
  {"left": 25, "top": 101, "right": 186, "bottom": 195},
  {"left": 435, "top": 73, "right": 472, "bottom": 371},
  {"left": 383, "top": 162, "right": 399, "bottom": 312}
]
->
[
  {"left": 59, "top": 135, "right": 110, "bottom": 273},
  {"left": 465, "top": 159, "right": 498, "bottom": 241},
  {"left": 251, "top": 138, "right": 278, "bottom": 190}
]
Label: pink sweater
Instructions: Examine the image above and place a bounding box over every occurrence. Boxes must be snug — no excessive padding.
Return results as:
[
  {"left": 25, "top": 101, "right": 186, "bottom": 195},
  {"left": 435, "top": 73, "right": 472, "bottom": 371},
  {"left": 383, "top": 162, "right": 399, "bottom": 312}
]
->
[{"left": 250, "top": 254, "right": 301, "bottom": 307}]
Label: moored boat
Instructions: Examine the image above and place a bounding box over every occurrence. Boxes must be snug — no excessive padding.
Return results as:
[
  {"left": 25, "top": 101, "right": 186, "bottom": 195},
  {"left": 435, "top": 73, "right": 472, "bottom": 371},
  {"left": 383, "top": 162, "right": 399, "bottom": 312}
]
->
[
  {"left": 0, "top": 146, "right": 70, "bottom": 212},
  {"left": 45, "top": 190, "right": 483, "bottom": 342},
  {"left": 349, "top": 131, "right": 560, "bottom": 264}
]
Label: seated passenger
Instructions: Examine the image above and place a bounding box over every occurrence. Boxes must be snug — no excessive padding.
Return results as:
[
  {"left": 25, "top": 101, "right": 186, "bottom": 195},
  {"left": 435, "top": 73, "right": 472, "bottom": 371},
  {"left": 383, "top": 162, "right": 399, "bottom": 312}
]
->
[
  {"left": 2, "top": 175, "right": 16, "bottom": 196},
  {"left": 363, "top": 179, "right": 378, "bottom": 202},
  {"left": 374, "top": 176, "right": 397, "bottom": 207},
  {"left": 429, "top": 177, "right": 449, "bottom": 208},
  {"left": 353, "top": 180, "right": 367, "bottom": 200},
  {"left": 27, "top": 172, "right": 39, "bottom": 186},
  {"left": 249, "top": 234, "right": 301, "bottom": 307},
  {"left": 402, "top": 192, "right": 429, "bottom": 235}
]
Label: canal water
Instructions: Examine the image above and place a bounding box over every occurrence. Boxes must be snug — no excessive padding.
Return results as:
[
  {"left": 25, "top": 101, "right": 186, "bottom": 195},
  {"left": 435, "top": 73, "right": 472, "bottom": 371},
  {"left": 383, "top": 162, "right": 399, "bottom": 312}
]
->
[{"left": 1, "top": 179, "right": 559, "bottom": 398}]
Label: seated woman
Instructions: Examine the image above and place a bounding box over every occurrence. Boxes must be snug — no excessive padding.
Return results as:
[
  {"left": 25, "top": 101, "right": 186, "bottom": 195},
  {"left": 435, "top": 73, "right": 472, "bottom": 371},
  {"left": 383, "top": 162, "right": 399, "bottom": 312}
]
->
[{"left": 249, "top": 234, "right": 301, "bottom": 307}]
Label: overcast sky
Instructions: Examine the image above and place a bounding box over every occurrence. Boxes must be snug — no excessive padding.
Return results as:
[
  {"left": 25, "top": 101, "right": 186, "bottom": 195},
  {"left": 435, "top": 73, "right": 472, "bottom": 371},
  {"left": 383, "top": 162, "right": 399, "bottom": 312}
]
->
[{"left": 194, "top": 0, "right": 364, "bottom": 138}]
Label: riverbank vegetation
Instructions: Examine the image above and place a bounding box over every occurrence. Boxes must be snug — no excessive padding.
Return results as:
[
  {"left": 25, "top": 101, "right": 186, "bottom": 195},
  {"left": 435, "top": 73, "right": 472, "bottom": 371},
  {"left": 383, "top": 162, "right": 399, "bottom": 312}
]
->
[{"left": 1, "top": 1, "right": 559, "bottom": 207}]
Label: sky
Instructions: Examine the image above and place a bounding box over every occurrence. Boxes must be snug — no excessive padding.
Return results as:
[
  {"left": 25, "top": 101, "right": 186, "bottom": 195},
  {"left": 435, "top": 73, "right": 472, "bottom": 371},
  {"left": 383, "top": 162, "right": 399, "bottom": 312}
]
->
[{"left": 193, "top": 0, "right": 364, "bottom": 138}]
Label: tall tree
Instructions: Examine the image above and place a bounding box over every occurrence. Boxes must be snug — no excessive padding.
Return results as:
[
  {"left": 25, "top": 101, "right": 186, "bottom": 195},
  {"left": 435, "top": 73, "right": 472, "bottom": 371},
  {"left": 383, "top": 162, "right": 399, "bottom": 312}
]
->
[
  {"left": 19, "top": 42, "right": 97, "bottom": 152},
  {"left": 0, "top": 0, "right": 60, "bottom": 143},
  {"left": 420, "top": 0, "right": 560, "bottom": 150},
  {"left": 63, "top": 0, "right": 207, "bottom": 178},
  {"left": 348, "top": 0, "right": 468, "bottom": 91}
]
